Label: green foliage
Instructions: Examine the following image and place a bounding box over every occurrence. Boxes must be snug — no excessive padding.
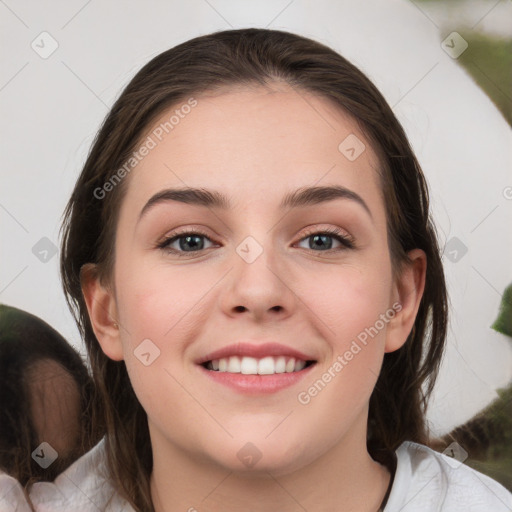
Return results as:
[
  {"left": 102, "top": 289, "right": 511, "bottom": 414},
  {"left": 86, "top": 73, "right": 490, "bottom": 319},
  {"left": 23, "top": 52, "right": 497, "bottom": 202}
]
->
[
  {"left": 457, "top": 33, "right": 512, "bottom": 127},
  {"left": 492, "top": 283, "right": 512, "bottom": 337}
]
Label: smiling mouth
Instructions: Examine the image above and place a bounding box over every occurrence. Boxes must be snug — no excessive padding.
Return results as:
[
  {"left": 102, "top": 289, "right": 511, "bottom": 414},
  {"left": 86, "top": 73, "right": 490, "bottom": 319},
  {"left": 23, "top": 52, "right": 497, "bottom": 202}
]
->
[{"left": 202, "top": 356, "right": 316, "bottom": 375}]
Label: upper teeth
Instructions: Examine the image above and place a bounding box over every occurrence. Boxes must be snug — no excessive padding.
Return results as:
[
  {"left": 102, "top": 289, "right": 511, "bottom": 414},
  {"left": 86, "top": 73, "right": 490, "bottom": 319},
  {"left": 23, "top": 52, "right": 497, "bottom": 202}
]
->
[{"left": 207, "top": 356, "right": 307, "bottom": 375}]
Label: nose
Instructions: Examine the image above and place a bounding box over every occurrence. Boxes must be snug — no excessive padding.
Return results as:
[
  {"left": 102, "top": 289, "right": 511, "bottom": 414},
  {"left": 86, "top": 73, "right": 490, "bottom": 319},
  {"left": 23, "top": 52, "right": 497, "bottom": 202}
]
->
[{"left": 218, "top": 235, "right": 296, "bottom": 322}]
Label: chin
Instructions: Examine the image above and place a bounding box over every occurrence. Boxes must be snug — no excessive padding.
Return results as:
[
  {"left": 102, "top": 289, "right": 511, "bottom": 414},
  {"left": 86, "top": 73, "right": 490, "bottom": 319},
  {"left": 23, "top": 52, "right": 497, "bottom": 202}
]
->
[{"left": 204, "top": 432, "right": 314, "bottom": 476}]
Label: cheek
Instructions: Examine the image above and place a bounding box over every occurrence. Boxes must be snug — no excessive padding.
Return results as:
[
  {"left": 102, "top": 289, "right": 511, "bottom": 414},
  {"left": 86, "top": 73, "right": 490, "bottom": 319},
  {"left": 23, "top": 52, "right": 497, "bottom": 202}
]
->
[
  {"left": 115, "top": 258, "right": 212, "bottom": 342},
  {"left": 294, "top": 260, "right": 392, "bottom": 397},
  {"left": 295, "top": 270, "right": 389, "bottom": 429},
  {"left": 113, "top": 262, "right": 222, "bottom": 452},
  {"left": 113, "top": 259, "right": 219, "bottom": 409},
  {"left": 299, "top": 260, "right": 393, "bottom": 340}
]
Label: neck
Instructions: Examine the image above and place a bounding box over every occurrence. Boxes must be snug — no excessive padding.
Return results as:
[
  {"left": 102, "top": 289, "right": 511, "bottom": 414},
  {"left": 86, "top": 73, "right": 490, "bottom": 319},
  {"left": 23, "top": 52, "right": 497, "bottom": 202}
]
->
[{"left": 149, "top": 412, "right": 392, "bottom": 512}]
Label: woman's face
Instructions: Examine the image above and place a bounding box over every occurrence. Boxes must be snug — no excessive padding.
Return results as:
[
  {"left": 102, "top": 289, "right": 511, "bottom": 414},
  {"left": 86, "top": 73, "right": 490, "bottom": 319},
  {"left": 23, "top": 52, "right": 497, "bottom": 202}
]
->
[{"left": 90, "top": 84, "right": 424, "bottom": 474}]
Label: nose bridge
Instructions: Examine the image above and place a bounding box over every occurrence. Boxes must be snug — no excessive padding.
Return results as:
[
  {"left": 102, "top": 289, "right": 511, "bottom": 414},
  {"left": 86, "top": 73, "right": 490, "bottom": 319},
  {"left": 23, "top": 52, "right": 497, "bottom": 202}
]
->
[
  {"left": 231, "top": 202, "right": 279, "bottom": 268},
  {"left": 234, "top": 232, "right": 280, "bottom": 288},
  {"left": 223, "top": 230, "right": 293, "bottom": 317},
  {"left": 235, "top": 234, "right": 267, "bottom": 266}
]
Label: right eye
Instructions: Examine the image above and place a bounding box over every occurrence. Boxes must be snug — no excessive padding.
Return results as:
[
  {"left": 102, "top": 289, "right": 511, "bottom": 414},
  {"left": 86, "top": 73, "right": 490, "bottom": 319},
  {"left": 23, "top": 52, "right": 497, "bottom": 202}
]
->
[{"left": 157, "top": 229, "right": 217, "bottom": 256}]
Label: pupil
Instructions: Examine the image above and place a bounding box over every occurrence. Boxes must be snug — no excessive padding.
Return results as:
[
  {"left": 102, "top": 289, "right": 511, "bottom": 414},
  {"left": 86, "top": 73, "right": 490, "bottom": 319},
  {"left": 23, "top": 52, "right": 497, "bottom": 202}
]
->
[
  {"left": 311, "top": 234, "right": 332, "bottom": 250},
  {"left": 180, "top": 235, "right": 204, "bottom": 251}
]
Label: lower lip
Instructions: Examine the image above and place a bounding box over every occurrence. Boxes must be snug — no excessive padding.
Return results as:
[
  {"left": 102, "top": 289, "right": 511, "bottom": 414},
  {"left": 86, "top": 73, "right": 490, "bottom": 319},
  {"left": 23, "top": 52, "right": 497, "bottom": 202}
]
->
[{"left": 198, "top": 364, "right": 316, "bottom": 394}]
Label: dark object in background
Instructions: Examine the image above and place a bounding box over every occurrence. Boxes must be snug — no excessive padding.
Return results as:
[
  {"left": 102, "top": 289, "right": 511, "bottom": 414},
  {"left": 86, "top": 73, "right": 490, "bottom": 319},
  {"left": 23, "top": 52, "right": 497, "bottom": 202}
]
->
[
  {"left": 492, "top": 283, "right": 512, "bottom": 338},
  {"left": 0, "top": 303, "right": 103, "bottom": 487}
]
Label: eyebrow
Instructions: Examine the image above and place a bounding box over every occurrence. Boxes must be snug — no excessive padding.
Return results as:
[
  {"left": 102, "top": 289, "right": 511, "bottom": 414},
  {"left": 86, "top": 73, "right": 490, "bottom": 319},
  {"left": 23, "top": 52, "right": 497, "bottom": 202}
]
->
[{"left": 138, "top": 185, "right": 373, "bottom": 222}]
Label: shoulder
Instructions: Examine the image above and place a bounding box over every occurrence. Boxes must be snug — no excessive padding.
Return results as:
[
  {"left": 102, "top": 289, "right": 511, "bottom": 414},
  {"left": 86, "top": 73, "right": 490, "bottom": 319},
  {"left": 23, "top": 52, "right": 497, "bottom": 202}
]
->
[
  {"left": 0, "top": 438, "right": 136, "bottom": 511},
  {"left": 384, "top": 441, "right": 512, "bottom": 512}
]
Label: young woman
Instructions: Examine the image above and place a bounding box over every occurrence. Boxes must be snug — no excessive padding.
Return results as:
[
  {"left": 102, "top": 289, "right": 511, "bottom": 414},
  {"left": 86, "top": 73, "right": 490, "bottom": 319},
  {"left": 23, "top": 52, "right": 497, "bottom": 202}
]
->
[{"left": 2, "top": 27, "right": 510, "bottom": 511}]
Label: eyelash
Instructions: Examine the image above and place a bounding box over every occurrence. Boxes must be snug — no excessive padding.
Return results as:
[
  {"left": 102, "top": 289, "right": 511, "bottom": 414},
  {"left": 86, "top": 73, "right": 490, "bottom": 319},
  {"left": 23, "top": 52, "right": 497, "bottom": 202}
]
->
[{"left": 156, "top": 227, "right": 355, "bottom": 257}]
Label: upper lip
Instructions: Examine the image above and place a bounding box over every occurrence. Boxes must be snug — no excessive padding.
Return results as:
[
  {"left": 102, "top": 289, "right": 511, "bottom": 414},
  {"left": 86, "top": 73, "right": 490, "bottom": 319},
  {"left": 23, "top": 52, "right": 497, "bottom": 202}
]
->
[{"left": 196, "top": 342, "right": 316, "bottom": 365}]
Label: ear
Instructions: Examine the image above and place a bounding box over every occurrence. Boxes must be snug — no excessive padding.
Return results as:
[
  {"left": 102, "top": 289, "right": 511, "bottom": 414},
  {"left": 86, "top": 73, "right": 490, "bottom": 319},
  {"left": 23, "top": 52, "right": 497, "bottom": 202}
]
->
[
  {"left": 80, "top": 263, "right": 124, "bottom": 361},
  {"left": 384, "top": 249, "right": 427, "bottom": 353}
]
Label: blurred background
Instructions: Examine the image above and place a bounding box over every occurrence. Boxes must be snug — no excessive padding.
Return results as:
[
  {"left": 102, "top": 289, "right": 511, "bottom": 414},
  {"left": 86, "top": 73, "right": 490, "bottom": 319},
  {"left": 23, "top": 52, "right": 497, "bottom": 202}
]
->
[
  {"left": 415, "top": 0, "right": 512, "bottom": 491},
  {"left": 416, "top": 0, "right": 511, "bottom": 123}
]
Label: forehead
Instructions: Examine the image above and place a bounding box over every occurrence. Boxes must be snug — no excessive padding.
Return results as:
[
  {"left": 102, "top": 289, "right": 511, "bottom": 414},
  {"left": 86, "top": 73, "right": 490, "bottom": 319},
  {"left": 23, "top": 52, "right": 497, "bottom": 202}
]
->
[{"left": 120, "top": 84, "right": 385, "bottom": 221}]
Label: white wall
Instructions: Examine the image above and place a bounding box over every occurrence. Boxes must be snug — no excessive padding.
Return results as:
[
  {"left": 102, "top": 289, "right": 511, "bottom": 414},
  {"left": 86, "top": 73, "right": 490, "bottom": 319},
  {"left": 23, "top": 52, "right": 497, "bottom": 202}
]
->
[{"left": 1, "top": 0, "right": 511, "bottom": 435}]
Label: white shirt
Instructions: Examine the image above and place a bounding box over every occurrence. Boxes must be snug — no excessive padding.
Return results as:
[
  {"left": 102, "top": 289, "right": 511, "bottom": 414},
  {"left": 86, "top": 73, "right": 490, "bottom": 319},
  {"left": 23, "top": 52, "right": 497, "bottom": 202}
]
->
[
  {"left": 0, "top": 438, "right": 134, "bottom": 512},
  {"left": 1, "top": 439, "right": 511, "bottom": 511},
  {"left": 385, "top": 441, "right": 512, "bottom": 511}
]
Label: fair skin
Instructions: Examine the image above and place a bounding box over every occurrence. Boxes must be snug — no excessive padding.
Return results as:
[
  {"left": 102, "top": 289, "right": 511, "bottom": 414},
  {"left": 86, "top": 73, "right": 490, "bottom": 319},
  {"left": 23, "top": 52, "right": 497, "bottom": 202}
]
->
[{"left": 82, "top": 83, "right": 426, "bottom": 512}]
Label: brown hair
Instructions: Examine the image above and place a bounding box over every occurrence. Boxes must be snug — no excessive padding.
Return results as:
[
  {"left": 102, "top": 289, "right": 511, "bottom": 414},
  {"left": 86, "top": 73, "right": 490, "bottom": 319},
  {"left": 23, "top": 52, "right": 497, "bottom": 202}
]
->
[{"left": 60, "top": 28, "right": 448, "bottom": 511}]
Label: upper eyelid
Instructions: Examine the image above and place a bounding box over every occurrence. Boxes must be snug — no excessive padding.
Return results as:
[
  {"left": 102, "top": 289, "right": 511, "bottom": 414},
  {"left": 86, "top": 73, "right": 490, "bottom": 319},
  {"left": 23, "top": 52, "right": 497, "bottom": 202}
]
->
[{"left": 300, "top": 225, "right": 352, "bottom": 239}]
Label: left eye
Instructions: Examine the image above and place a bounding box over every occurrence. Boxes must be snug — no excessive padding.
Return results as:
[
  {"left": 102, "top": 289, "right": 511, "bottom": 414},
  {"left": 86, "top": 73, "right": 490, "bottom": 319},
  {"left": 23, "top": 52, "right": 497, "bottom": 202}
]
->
[
  {"left": 158, "top": 231, "right": 215, "bottom": 254},
  {"left": 296, "top": 229, "right": 354, "bottom": 251}
]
